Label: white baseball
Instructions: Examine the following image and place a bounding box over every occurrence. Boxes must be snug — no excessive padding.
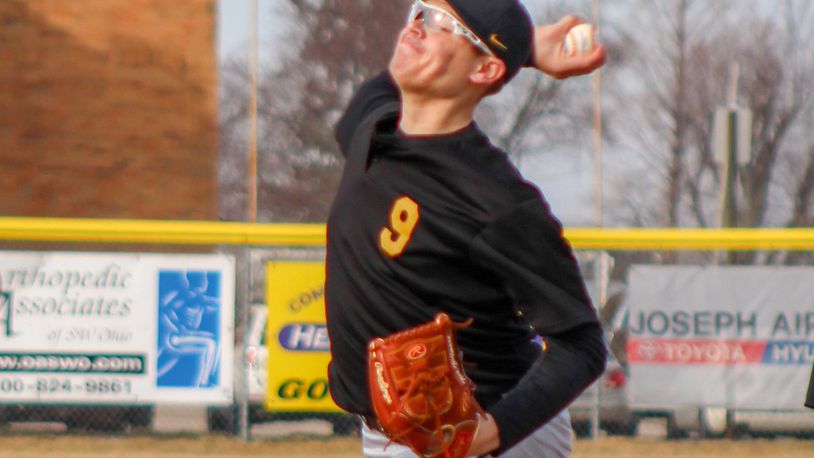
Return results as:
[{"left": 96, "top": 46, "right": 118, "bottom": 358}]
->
[{"left": 564, "top": 23, "right": 595, "bottom": 56}]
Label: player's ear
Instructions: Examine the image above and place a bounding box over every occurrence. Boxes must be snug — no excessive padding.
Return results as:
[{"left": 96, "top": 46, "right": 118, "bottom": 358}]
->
[{"left": 470, "top": 56, "right": 506, "bottom": 87}]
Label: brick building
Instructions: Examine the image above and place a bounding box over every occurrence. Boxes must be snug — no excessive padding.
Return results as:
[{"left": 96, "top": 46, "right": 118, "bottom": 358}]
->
[{"left": 0, "top": 0, "right": 218, "bottom": 220}]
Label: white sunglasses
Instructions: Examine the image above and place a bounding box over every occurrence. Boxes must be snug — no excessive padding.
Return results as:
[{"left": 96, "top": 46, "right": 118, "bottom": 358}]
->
[{"left": 407, "top": 0, "right": 495, "bottom": 56}]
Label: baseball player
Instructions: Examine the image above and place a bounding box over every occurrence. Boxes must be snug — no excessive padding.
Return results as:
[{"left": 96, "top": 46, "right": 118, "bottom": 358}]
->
[{"left": 324, "top": 0, "right": 607, "bottom": 456}]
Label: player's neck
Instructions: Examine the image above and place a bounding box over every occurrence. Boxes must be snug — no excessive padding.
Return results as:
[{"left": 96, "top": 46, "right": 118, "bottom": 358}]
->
[{"left": 398, "top": 94, "right": 477, "bottom": 136}]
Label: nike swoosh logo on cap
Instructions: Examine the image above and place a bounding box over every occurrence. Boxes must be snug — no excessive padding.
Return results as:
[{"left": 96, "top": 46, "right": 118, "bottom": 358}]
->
[{"left": 489, "top": 34, "right": 508, "bottom": 51}]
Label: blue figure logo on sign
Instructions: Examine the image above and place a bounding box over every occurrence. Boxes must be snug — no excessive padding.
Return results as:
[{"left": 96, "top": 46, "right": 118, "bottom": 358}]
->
[{"left": 157, "top": 270, "right": 221, "bottom": 388}]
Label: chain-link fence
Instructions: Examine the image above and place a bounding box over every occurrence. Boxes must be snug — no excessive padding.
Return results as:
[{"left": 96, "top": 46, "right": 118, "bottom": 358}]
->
[
  {"left": 567, "top": 249, "right": 814, "bottom": 441},
  {"left": 1, "top": 227, "right": 813, "bottom": 448},
  {"left": 0, "top": 244, "right": 360, "bottom": 439}
]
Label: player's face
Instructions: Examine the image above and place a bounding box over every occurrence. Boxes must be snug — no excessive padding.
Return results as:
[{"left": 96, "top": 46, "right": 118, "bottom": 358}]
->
[{"left": 389, "top": 0, "right": 487, "bottom": 97}]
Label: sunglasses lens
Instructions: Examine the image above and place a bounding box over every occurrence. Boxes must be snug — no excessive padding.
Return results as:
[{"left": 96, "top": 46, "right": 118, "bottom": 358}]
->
[
  {"left": 410, "top": 3, "right": 449, "bottom": 32},
  {"left": 407, "top": 1, "right": 493, "bottom": 56},
  {"left": 407, "top": 3, "right": 418, "bottom": 22}
]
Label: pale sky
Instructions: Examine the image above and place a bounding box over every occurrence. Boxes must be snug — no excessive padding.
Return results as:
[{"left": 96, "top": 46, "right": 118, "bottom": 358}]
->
[
  {"left": 216, "top": 0, "right": 594, "bottom": 62},
  {"left": 217, "top": 0, "right": 241, "bottom": 59},
  {"left": 217, "top": 0, "right": 269, "bottom": 61},
  {"left": 216, "top": 0, "right": 598, "bottom": 226}
]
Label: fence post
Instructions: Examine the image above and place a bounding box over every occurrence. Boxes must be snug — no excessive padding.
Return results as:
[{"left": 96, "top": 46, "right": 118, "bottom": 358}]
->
[{"left": 235, "top": 247, "right": 251, "bottom": 440}]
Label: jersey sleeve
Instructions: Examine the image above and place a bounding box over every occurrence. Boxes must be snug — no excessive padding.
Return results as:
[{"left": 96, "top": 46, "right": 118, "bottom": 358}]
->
[
  {"left": 468, "top": 198, "right": 607, "bottom": 452},
  {"left": 334, "top": 71, "right": 400, "bottom": 158},
  {"left": 489, "top": 322, "right": 606, "bottom": 453},
  {"left": 469, "top": 198, "right": 599, "bottom": 335}
]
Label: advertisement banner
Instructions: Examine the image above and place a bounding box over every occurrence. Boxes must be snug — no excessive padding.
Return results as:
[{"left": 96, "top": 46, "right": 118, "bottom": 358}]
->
[
  {"left": 0, "top": 251, "right": 234, "bottom": 404},
  {"left": 264, "top": 260, "right": 340, "bottom": 412},
  {"left": 627, "top": 265, "right": 814, "bottom": 409}
]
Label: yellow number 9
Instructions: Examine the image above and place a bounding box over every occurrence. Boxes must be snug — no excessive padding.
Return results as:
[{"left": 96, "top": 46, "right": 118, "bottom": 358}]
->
[{"left": 379, "top": 196, "right": 420, "bottom": 258}]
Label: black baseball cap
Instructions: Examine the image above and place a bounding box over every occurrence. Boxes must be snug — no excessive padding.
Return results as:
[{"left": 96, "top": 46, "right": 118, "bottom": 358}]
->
[{"left": 445, "top": 0, "right": 533, "bottom": 82}]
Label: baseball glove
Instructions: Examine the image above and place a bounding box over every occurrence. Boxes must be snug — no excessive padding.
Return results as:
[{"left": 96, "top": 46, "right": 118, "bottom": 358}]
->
[{"left": 367, "top": 313, "right": 484, "bottom": 458}]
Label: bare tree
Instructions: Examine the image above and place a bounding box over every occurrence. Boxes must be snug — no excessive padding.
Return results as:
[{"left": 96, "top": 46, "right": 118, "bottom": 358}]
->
[
  {"left": 221, "top": 0, "right": 618, "bottom": 222},
  {"left": 219, "top": 0, "right": 408, "bottom": 222},
  {"left": 477, "top": 0, "right": 623, "bottom": 170},
  {"left": 604, "top": 0, "right": 814, "bottom": 239},
  {"left": 221, "top": 0, "right": 814, "bottom": 248}
]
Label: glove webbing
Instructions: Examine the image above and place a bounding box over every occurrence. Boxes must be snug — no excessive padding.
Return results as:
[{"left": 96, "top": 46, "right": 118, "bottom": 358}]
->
[{"left": 387, "top": 366, "right": 458, "bottom": 458}]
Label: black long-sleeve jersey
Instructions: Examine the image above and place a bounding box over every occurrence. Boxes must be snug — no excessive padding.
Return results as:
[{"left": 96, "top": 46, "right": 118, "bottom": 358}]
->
[{"left": 325, "top": 71, "right": 607, "bottom": 454}]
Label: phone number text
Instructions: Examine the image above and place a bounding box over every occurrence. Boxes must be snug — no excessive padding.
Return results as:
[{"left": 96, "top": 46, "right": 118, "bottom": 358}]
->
[{"left": 0, "top": 377, "right": 133, "bottom": 395}]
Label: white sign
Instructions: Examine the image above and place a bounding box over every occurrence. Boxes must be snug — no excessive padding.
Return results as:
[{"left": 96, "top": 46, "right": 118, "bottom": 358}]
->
[
  {"left": 0, "top": 251, "right": 235, "bottom": 405},
  {"left": 627, "top": 265, "right": 814, "bottom": 410}
]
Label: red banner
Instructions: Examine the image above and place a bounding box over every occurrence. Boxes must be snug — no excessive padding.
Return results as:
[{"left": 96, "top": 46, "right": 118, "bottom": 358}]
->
[{"left": 628, "top": 338, "right": 767, "bottom": 365}]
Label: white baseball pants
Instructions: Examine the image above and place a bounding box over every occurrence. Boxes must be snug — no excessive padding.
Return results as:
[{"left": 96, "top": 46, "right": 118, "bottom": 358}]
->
[{"left": 360, "top": 409, "right": 573, "bottom": 458}]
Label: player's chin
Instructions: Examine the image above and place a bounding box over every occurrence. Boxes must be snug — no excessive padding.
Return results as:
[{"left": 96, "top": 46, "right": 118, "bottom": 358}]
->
[
  {"left": 391, "top": 59, "right": 448, "bottom": 91},
  {"left": 388, "top": 56, "right": 421, "bottom": 91}
]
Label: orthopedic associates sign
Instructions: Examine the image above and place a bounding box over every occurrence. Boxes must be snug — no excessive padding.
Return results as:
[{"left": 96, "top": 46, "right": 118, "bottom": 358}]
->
[
  {"left": 627, "top": 265, "right": 814, "bottom": 410},
  {"left": 0, "top": 251, "right": 234, "bottom": 404},
  {"left": 264, "top": 260, "right": 340, "bottom": 412}
]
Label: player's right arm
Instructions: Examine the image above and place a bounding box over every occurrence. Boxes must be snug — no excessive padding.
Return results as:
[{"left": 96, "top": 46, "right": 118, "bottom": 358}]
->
[{"left": 335, "top": 71, "right": 400, "bottom": 158}]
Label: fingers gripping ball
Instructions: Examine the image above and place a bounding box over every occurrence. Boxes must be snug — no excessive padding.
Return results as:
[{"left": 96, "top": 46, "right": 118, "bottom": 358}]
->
[
  {"left": 564, "top": 23, "right": 596, "bottom": 56},
  {"left": 368, "top": 313, "right": 485, "bottom": 458}
]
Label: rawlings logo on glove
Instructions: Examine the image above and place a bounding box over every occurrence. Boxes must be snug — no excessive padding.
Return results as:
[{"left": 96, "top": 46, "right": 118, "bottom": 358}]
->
[{"left": 367, "top": 313, "right": 485, "bottom": 458}]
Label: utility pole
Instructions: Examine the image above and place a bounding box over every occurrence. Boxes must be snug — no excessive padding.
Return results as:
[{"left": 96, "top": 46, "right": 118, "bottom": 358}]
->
[
  {"left": 712, "top": 62, "right": 752, "bottom": 439},
  {"left": 588, "top": 0, "right": 604, "bottom": 443},
  {"left": 246, "top": 0, "right": 259, "bottom": 223},
  {"left": 238, "top": 1, "right": 260, "bottom": 443},
  {"left": 713, "top": 64, "right": 751, "bottom": 265},
  {"left": 592, "top": 0, "right": 603, "bottom": 228}
]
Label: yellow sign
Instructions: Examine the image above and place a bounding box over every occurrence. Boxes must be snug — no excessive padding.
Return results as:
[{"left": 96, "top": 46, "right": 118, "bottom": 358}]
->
[{"left": 264, "top": 260, "right": 340, "bottom": 412}]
